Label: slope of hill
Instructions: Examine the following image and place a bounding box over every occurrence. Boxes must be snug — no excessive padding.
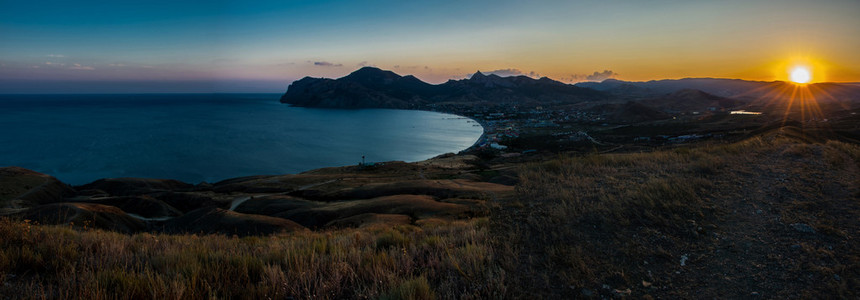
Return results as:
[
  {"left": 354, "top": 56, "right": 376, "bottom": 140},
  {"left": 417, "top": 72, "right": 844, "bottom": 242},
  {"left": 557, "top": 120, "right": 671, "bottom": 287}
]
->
[
  {"left": 641, "top": 89, "right": 745, "bottom": 113},
  {"left": 495, "top": 127, "right": 860, "bottom": 298}
]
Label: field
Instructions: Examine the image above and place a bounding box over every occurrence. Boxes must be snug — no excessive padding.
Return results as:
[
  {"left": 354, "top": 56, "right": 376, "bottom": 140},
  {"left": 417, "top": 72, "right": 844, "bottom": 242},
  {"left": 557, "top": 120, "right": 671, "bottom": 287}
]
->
[{"left": 1, "top": 126, "right": 859, "bottom": 299}]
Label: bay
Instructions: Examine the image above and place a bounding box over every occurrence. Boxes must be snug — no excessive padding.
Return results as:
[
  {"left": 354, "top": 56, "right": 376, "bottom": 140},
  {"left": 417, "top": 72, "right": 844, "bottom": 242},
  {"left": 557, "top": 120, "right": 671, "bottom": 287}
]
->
[{"left": 0, "top": 94, "right": 483, "bottom": 185}]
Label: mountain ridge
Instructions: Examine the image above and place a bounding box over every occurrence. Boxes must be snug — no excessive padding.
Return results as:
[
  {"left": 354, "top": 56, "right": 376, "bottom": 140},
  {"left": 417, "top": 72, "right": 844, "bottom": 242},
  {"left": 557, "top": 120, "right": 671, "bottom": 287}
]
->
[{"left": 280, "top": 67, "right": 606, "bottom": 108}]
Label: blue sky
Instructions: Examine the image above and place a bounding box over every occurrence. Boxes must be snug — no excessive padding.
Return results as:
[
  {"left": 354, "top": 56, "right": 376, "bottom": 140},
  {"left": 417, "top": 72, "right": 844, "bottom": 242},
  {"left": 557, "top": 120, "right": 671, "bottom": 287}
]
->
[{"left": 2, "top": 0, "right": 859, "bottom": 92}]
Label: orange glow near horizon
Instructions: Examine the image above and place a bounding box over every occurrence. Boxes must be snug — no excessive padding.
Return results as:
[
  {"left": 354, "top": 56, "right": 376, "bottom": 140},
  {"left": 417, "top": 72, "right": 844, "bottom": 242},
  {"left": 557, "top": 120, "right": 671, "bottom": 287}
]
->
[{"left": 767, "top": 56, "right": 832, "bottom": 84}]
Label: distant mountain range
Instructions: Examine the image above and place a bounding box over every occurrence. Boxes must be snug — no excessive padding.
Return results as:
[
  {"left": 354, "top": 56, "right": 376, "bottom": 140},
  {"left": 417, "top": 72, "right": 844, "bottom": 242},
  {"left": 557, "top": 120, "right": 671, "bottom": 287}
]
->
[
  {"left": 281, "top": 67, "right": 860, "bottom": 112},
  {"left": 576, "top": 78, "right": 860, "bottom": 103},
  {"left": 280, "top": 67, "right": 605, "bottom": 108}
]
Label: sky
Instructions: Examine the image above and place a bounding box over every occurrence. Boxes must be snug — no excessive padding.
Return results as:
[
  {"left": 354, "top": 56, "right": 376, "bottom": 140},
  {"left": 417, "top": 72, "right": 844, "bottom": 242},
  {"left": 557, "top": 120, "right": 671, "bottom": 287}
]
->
[{"left": 1, "top": 0, "right": 859, "bottom": 93}]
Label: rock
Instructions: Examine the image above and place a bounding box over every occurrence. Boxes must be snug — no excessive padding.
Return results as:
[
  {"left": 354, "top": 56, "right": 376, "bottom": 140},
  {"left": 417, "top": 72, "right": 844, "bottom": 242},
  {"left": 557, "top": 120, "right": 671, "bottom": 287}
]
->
[
  {"left": 613, "top": 288, "right": 632, "bottom": 296},
  {"left": 680, "top": 254, "right": 689, "bottom": 266},
  {"left": 581, "top": 288, "right": 594, "bottom": 297},
  {"left": 791, "top": 223, "right": 816, "bottom": 233},
  {"left": 0, "top": 167, "right": 75, "bottom": 213}
]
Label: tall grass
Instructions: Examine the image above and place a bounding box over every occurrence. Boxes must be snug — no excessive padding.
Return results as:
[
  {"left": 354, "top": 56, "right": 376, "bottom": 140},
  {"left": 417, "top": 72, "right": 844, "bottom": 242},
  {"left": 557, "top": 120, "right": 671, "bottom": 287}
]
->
[{"left": 0, "top": 217, "right": 503, "bottom": 299}]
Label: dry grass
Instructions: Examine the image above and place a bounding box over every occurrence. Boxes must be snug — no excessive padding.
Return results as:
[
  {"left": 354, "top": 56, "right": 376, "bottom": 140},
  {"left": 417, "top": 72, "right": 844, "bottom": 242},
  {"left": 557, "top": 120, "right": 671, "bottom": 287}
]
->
[
  {"left": 492, "top": 130, "right": 860, "bottom": 298},
  {"left": 493, "top": 147, "right": 718, "bottom": 297},
  {"left": 0, "top": 217, "right": 503, "bottom": 299}
]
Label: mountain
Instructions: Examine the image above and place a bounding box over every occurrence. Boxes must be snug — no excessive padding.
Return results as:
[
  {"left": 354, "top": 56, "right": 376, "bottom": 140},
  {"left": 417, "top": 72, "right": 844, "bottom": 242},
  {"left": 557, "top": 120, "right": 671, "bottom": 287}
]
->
[
  {"left": 577, "top": 78, "right": 860, "bottom": 103},
  {"left": 640, "top": 89, "right": 744, "bottom": 113},
  {"left": 576, "top": 78, "right": 781, "bottom": 99},
  {"left": 280, "top": 67, "right": 606, "bottom": 108}
]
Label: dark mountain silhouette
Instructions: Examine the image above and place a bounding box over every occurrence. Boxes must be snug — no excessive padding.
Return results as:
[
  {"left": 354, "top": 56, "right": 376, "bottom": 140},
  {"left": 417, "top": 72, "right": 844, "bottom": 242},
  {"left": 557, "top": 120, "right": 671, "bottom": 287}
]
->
[
  {"left": 577, "top": 78, "right": 860, "bottom": 103},
  {"left": 641, "top": 89, "right": 744, "bottom": 113},
  {"left": 576, "top": 78, "right": 780, "bottom": 99},
  {"left": 280, "top": 67, "right": 606, "bottom": 108}
]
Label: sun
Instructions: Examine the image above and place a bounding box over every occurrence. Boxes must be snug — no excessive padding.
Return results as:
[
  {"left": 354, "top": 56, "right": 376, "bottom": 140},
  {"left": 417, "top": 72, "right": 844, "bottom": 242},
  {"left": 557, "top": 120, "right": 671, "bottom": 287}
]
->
[{"left": 790, "top": 66, "right": 811, "bottom": 84}]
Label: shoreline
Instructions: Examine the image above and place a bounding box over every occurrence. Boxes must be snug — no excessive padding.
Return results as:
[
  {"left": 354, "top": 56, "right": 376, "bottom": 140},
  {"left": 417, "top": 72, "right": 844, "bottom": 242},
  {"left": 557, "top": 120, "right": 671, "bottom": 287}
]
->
[{"left": 4, "top": 97, "right": 487, "bottom": 186}]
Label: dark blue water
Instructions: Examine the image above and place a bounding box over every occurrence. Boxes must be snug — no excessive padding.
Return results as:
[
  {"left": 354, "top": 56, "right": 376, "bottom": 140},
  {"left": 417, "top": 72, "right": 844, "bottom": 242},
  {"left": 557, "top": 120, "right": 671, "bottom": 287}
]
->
[{"left": 0, "top": 94, "right": 483, "bottom": 185}]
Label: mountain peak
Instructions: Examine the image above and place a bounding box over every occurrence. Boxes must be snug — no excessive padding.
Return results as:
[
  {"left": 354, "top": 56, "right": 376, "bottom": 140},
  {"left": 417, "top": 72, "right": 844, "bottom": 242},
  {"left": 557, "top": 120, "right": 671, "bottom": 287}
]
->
[
  {"left": 471, "top": 71, "right": 486, "bottom": 79},
  {"left": 346, "top": 66, "right": 397, "bottom": 78}
]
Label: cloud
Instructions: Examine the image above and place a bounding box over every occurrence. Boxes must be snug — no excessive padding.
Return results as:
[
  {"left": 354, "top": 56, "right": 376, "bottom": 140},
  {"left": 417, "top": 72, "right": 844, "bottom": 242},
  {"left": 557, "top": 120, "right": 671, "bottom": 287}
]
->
[
  {"left": 483, "top": 68, "right": 523, "bottom": 77},
  {"left": 312, "top": 61, "right": 342, "bottom": 67},
  {"left": 586, "top": 70, "right": 618, "bottom": 81},
  {"left": 564, "top": 70, "right": 619, "bottom": 82},
  {"left": 47, "top": 54, "right": 65, "bottom": 58},
  {"left": 481, "top": 68, "right": 541, "bottom": 78},
  {"left": 69, "top": 63, "right": 95, "bottom": 70},
  {"left": 357, "top": 61, "right": 369, "bottom": 67}
]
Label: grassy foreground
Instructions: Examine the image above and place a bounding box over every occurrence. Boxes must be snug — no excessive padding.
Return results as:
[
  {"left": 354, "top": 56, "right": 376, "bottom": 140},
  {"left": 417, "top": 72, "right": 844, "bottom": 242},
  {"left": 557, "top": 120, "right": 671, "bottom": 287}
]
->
[
  {"left": 2, "top": 128, "right": 859, "bottom": 299},
  {"left": 495, "top": 129, "right": 860, "bottom": 298},
  {"left": 0, "top": 218, "right": 502, "bottom": 299}
]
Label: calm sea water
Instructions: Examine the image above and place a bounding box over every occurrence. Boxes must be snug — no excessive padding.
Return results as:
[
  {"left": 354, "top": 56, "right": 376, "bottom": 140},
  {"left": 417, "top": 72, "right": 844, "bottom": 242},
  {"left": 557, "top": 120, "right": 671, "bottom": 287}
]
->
[{"left": 0, "top": 94, "right": 483, "bottom": 185}]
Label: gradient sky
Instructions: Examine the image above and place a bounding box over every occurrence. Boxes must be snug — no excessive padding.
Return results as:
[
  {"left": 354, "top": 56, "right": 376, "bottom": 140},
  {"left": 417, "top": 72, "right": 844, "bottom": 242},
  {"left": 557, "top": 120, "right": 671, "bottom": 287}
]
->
[{"left": 1, "top": 0, "right": 859, "bottom": 93}]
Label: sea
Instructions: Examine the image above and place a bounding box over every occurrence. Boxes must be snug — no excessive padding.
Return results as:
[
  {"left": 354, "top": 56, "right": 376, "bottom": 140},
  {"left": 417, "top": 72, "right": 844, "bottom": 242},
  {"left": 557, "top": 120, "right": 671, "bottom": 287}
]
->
[{"left": 0, "top": 94, "right": 483, "bottom": 185}]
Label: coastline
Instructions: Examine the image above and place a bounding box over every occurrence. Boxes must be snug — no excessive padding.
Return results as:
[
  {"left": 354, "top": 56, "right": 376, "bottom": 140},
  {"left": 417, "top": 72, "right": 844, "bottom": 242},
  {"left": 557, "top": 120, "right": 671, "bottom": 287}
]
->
[
  {"left": 2, "top": 95, "right": 486, "bottom": 186},
  {"left": 284, "top": 103, "right": 489, "bottom": 157}
]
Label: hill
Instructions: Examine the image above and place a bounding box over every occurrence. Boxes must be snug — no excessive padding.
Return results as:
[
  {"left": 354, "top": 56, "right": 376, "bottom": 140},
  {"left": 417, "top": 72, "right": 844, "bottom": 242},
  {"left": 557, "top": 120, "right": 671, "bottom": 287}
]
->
[{"left": 1, "top": 127, "right": 858, "bottom": 298}]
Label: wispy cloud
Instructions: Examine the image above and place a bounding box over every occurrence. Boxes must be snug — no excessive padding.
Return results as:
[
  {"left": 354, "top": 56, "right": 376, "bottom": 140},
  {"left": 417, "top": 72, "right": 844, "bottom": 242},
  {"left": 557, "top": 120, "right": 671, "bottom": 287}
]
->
[
  {"left": 483, "top": 68, "right": 523, "bottom": 77},
  {"left": 472, "top": 68, "right": 541, "bottom": 78},
  {"left": 311, "top": 61, "right": 342, "bottom": 67},
  {"left": 357, "top": 61, "right": 370, "bottom": 67},
  {"left": 46, "top": 54, "right": 65, "bottom": 58},
  {"left": 564, "top": 70, "right": 619, "bottom": 82},
  {"left": 586, "top": 70, "right": 617, "bottom": 81},
  {"left": 69, "top": 63, "right": 95, "bottom": 70}
]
